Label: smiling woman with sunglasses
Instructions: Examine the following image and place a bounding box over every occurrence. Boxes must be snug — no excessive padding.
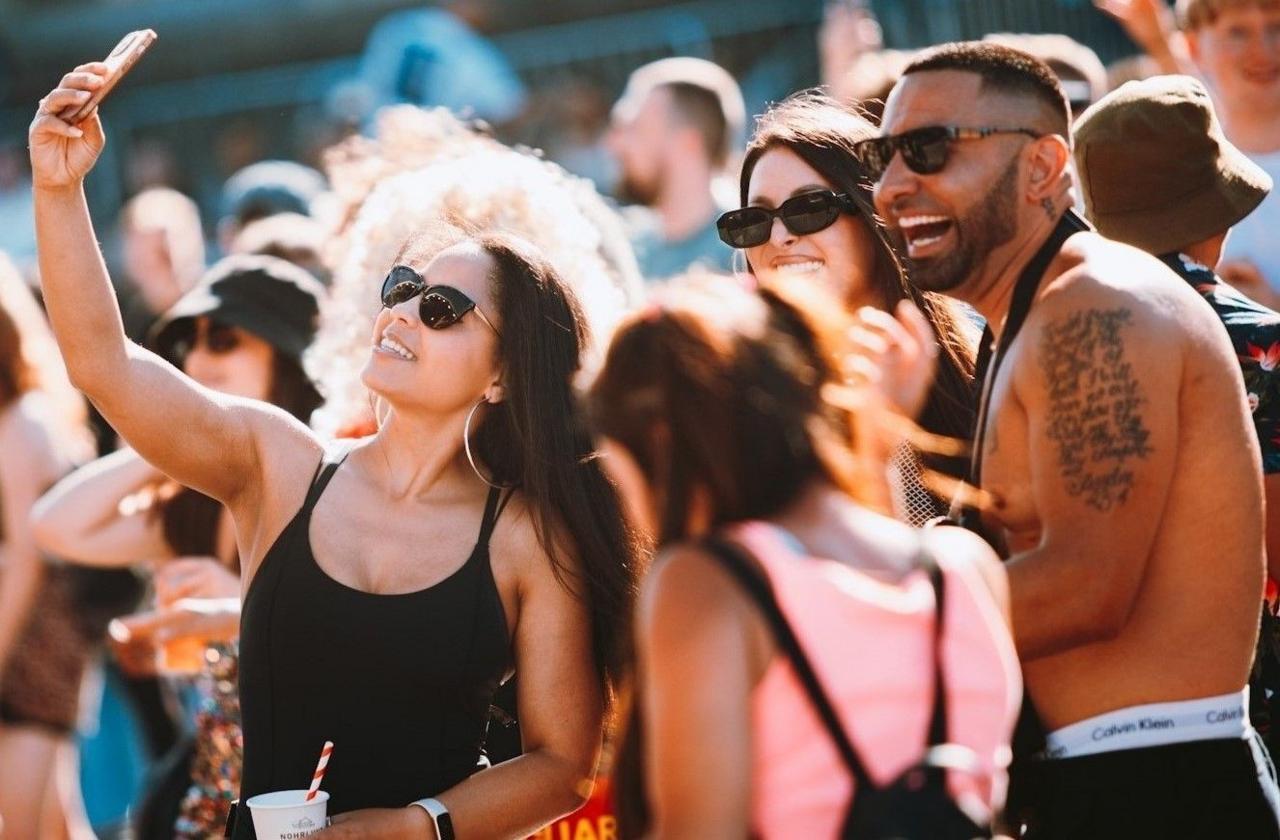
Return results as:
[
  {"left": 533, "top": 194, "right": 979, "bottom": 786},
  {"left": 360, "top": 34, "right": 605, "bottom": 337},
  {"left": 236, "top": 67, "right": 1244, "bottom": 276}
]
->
[
  {"left": 723, "top": 91, "right": 978, "bottom": 524},
  {"left": 30, "top": 63, "right": 640, "bottom": 840}
]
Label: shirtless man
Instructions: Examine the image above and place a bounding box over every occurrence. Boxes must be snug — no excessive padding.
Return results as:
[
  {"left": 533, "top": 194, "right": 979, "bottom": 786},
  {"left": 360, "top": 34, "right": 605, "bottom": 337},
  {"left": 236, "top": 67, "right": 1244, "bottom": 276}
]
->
[{"left": 858, "top": 41, "right": 1280, "bottom": 837}]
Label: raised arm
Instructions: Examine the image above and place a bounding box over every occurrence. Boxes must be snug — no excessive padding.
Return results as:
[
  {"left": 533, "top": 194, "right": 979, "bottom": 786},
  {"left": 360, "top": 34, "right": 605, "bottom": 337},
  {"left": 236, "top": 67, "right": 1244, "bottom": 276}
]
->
[
  {"left": 31, "top": 447, "right": 174, "bottom": 567},
  {"left": 1005, "top": 281, "right": 1181, "bottom": 660},
  {"left": 29, "top": 64, "right": 309, "bottom": 509}
]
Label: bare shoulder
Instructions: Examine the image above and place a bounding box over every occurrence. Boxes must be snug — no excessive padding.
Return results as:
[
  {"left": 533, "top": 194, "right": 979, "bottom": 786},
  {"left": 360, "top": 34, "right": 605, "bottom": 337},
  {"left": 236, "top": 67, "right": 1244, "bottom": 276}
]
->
[
  {"left": 228, "top": 405, "right": 327, "bottom": 569},
  {"left": 489, "top": 491, "right": 556, "bottom": 575},
  {"left": 638, "top": 542, "right": 750, "bottom": 642},
  {"left": 0, "top": 395, "right": 69, "bottom": 484},
  {"left": 1043, "top": 234, "right": 1211, "bottom": 331},
  {"left": 1014, "top": 235, "right": 1196, "bottom": 389}
]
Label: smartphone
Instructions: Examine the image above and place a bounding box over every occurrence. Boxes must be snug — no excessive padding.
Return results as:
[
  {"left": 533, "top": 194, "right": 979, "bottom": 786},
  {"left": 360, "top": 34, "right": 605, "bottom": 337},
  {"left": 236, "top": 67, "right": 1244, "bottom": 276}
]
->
[{"left": 60, "top": 29, "right": 157, "bottom": 123}]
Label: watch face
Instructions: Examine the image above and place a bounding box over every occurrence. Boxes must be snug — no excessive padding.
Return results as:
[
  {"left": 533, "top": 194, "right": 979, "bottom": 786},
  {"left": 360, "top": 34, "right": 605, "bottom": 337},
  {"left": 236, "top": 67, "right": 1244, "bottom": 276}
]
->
[{"left": 437, "top": 812, "right": 455, "bottom": 840}]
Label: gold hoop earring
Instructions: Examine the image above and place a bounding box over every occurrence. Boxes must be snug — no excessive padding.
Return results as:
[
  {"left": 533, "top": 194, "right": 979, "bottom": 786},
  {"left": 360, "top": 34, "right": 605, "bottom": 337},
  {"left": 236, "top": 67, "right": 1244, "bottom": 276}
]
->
[{"left": 464, "top": 396, "right": 512, "bottom": 489}]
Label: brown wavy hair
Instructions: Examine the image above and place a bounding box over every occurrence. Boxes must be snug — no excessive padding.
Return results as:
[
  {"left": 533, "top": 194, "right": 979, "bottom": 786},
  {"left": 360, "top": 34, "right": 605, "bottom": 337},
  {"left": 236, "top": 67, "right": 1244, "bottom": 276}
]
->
[{"left": 588, "top": 279, "right": 865, "bottom": 835}]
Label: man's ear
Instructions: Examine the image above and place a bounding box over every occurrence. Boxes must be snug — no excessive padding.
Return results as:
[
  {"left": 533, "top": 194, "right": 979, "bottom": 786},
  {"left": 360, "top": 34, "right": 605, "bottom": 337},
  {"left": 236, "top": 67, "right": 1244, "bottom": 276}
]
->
[{"left": 1026, "top": 134, "right": 1072, "bottom": 203}]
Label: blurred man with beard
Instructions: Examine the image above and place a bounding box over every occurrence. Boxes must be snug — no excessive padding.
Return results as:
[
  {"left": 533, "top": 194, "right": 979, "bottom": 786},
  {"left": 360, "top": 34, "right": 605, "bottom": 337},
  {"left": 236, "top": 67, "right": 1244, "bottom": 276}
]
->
[
  {"left": 859, "top": 41, "right": 1280, "bottom": 838},
  {"left": 606, "top": 57, "right": 742, "bottom": 281}
]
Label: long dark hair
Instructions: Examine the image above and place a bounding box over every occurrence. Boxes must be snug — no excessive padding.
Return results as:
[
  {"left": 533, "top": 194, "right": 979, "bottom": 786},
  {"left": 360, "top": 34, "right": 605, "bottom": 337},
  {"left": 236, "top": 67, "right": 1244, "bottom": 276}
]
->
[
  {"left": 739, "top": 91, "right": 976, "bottom": 453},
  {"left": 398, "top": 230, "right": 642, "bottom": 691},
  {"left": 588, "top": 280, "right": 861, "bottom": 835},
  {"left": 158, "top": 349, "right": 322, "bottom": 564}
]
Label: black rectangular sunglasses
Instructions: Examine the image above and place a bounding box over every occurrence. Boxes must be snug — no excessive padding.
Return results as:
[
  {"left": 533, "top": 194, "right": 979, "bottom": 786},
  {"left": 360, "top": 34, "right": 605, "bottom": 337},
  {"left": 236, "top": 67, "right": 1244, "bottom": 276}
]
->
[
  {"left": 379, "top": 265, "right": 500, "bottom": 335},
  {"left": 853, "top": 125, "right": 1042, "bottom": 181},
  {"left": 717, "top": 189, "right": 856, "bottom": 249}
]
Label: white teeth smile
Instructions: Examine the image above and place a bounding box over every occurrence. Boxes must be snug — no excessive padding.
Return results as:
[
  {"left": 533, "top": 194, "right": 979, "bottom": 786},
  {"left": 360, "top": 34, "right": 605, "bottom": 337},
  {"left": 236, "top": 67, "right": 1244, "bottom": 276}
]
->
[
  {"left": 898, "top": 214, "right": 951, "bottom": 230},
  {"left": 897, "top": 214, "right": 954, "bottom": 251},
  {"left": 775, "top": 260, "right": 823, "bottom": 275},
  {"left": 378, "top": 335, "right": 417, "bottom": 361}
]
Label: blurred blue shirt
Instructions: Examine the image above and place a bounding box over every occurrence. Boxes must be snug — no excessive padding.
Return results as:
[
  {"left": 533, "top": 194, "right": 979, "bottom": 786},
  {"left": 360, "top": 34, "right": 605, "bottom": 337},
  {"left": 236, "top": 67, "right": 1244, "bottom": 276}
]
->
[{"left": 354, "top": 8, "right": 526, "bottom": 124}]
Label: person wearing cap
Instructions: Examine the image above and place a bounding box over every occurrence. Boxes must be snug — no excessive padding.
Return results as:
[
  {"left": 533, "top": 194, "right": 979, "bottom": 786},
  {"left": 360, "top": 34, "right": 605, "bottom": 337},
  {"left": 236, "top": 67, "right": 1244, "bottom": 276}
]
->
[
  {"left": 31, "top": 254, "right": 326, "bottom": 839},
  {"left": 1074, "top": 71, "right": 1280, "bottom": 756},
  {"left": 217, "top": 160, "right": 327, "bottom": 255},
  {"left": 1097, "top": 0, "right": 1280, "bottom": 305}
]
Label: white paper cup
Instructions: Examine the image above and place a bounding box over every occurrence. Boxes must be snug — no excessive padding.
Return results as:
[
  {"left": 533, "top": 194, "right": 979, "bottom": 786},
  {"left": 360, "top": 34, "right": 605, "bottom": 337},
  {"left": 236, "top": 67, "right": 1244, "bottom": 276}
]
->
[{"left": 245, "top": 789, "right": 329, "bottom": 839}]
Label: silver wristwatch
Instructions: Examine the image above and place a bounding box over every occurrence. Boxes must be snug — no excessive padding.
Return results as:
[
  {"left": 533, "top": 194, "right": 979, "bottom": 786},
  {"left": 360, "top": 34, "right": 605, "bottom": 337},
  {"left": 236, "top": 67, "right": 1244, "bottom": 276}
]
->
[{"left": 409, "top": 797, "right": 455, "bottom": 840}]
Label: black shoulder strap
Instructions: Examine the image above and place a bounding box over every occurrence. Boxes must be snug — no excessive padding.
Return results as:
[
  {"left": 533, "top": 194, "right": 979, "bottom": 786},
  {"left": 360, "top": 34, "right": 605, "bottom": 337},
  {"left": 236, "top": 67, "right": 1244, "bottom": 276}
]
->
[
  {"left": 968, "top": 210, "right": 1090, "bottom": 489},
  {"left": 475, "top": 485, "right": 504, "bottom": 547},
  {"left": 300, "top": 446, "right": 352, "bottom": 512},
  {"left": 701, "top": 536, "right": 876, "bottom": 789},
  {"left": 924, "top": 554, "right": 949, "bottom": 746}
]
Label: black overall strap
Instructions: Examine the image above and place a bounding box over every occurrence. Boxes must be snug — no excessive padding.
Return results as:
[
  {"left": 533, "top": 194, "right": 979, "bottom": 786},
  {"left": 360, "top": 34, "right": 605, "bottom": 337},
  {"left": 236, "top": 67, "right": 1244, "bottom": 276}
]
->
[
  {"left": 959, "top": 211, "right": 1089, "bottom": 536},
  {"left": 702, "top": 536, "right": 877, "bottom": 789},
  {"left": 923, "top": 556, "right": 949, "bottom": 746},
  {"left": 475, "top": 485, "right": 504, "bottom": 547},
  {"left": 969, "top": 210, "right": 1089, "bottom": 487}
]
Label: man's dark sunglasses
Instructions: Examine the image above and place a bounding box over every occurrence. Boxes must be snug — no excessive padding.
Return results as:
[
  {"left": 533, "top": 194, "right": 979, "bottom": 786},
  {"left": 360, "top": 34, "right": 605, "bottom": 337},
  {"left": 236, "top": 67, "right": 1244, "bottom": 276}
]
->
[
  {"left": 854, "top": 126, "right": 1043, "bottom": 181},
  {"left": 717, "top": 190, "right": 857, "bottom": 249},
  {"left": 380, "top": 265, "right": 500, "bottom": 336}
]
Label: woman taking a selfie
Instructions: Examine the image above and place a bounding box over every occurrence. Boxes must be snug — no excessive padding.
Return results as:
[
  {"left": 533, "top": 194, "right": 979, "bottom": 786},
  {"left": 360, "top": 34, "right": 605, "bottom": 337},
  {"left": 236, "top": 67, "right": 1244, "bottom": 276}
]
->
[{"left": 31, "top": 62, "right": 639, "bottom": 839}]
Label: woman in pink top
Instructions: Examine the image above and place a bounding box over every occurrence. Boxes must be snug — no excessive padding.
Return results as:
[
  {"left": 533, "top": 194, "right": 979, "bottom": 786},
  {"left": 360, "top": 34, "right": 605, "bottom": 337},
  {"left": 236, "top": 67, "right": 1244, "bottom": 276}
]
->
[{"left": 589, "top": 279, "right": 1021, "bottom": 839}]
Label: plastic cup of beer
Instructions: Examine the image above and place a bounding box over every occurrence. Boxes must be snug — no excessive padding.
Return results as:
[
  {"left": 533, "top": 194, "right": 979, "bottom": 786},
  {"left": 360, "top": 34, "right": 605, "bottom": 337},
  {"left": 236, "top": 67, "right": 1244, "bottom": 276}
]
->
[
  {"left": 245, "top": 790, "right": 329, "bottom": 839},
  {"left": 158, "top": 634, "right": 208, "bottom": 674}
]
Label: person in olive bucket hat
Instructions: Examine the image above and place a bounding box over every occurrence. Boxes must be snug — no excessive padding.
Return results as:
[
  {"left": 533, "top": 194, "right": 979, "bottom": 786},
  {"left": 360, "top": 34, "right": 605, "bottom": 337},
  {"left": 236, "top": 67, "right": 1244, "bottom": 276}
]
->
[
  {"left": 1074, "top": 73, "right": 1280, "bottom": 758},
  {"left": 149, "top": 253, "right": 326, "bottom": 424}
]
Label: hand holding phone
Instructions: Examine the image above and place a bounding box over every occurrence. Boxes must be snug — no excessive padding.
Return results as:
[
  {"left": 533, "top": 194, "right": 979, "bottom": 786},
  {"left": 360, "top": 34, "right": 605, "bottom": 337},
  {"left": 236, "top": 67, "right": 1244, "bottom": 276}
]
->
[{"left": 59, "top": 29, "right": 157, "bottom": 123}]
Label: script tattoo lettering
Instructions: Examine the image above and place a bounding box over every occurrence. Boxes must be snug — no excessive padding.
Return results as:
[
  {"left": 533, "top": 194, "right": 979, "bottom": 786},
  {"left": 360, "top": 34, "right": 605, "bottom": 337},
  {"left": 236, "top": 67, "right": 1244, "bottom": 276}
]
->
[{"left": 1039, "top": 308, "right": 1152, "bottom": 511}]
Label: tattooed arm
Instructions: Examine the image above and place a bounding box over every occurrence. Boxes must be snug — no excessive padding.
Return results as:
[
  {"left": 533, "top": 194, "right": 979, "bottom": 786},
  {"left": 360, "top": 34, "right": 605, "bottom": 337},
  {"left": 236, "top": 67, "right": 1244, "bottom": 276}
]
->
[{"left": 1004, "top": 285, "right": 1181, "bottom": 660}]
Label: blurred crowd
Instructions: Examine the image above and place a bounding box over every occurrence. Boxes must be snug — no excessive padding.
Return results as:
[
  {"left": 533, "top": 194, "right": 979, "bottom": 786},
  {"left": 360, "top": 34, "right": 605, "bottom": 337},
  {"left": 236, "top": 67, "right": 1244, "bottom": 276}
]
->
[{"left": 3, "top": 0, "right": 1280, "bottom": 838}]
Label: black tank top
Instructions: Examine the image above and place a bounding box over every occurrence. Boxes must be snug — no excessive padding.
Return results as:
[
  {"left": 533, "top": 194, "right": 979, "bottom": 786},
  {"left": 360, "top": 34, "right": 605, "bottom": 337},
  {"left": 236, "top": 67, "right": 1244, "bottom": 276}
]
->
[{"left": 232, "top": 451, "right": 512, "bottom": 838}]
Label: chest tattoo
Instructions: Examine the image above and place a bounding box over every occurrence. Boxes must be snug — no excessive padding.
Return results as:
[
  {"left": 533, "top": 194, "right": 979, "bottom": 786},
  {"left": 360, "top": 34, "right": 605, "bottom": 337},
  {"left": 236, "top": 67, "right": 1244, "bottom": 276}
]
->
[{"left": 1039, "top": 307, "right": 1153, "bottom": 511}]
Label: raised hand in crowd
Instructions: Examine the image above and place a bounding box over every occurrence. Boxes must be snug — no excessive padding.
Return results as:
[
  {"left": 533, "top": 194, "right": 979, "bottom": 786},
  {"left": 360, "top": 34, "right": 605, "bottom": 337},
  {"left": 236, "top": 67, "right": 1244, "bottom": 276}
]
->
[
  {"left": 1093, "top": 0, "right": 1193, "bottom": 75},
  {"left": 845, "top": 299, "right": 940, "bottom": 423},
  {"left": 819, "top": 0, "right": 885, "bottom": 89}
]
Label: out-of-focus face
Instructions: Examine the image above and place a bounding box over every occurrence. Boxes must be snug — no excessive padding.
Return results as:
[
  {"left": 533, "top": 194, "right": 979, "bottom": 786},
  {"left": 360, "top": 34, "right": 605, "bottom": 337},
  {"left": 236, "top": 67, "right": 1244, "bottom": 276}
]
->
[
  {"left": 123, "top": 226, "right": 182, "bottom": 315},
  {"left": 361, "top": 242, "right": 502, "bottom": 415},
  {"left": 744, "top": 146, "right": 882, "bottom": 310},
  {"left": 181, "top": 317, "right": 275, "bottom": 402},
  {"left": 873, "top": 70, "right": 1028, "bottom": 295},
  {"left": 606, "top": 86, "right": 674, "bottom": 207},
  {"left": 599, "top": 437, "right": 657, "bottom": 540},
  {"left": 1189, "top": 5, "right": 1280, "bottom": 116}
]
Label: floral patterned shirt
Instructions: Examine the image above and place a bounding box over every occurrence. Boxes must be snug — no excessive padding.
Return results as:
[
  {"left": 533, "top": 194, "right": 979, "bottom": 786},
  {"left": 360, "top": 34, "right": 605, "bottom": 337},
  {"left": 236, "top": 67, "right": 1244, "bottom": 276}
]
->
[{"left": 1163, "top": 253, "right": 1280, "bottom": 474}]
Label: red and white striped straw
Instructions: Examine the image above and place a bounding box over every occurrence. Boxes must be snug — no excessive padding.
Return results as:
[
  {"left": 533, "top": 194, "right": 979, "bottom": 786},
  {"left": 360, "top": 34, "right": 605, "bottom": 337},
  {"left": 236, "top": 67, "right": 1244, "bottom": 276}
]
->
[{"left": 305, "top": 741, "right": 333, "bottom": 802}]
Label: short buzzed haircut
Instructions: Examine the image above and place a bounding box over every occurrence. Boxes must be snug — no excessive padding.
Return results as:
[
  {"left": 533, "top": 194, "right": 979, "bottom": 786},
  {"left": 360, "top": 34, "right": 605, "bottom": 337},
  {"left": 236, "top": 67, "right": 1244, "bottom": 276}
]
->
[
  {"left": 904, "top": 41, "right": 1072, "bottom": 138},
  {"left": 665, "top": 82, "right": 733, "bottom": 168},
  {"left": 619, "top": 57, "right": 746, "bottom": 168}
]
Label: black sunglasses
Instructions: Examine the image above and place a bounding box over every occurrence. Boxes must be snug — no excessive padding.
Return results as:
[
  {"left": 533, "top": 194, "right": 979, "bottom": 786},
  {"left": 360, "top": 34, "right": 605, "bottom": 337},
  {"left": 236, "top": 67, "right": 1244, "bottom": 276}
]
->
[
  {"left": 380, "top": 265, "right": 500, "bottom": 336},
  {"left": 717, "top": 190, "right": 857, "bottom": 249},
  {"left": 169, "top": 318, "right": 241, "bottom": 364},
  {"left": 853, "top": 125, "right": 1043, "bottom": 181}
]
